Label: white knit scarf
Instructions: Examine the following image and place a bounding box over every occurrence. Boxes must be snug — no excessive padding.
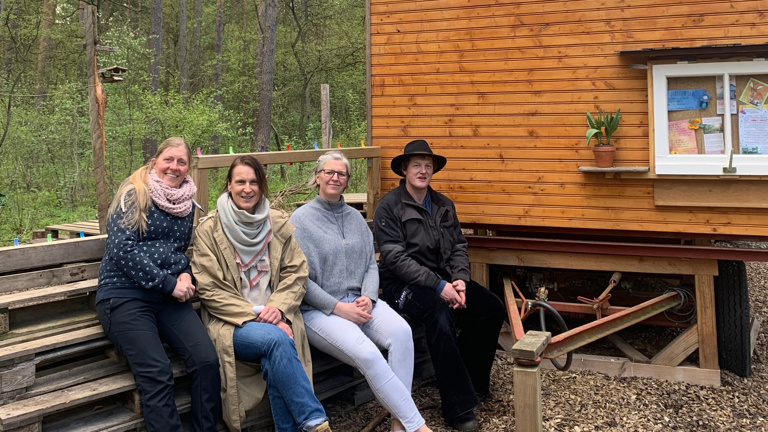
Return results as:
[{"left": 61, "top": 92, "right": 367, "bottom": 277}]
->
[{"left": 217, "top": 193, "right": 273, "bottom": 292}]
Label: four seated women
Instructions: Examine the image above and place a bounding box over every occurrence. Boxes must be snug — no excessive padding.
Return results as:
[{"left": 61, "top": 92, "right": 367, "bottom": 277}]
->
[{"left": 103, "top": 148, "right": 464, "bottom": 430}]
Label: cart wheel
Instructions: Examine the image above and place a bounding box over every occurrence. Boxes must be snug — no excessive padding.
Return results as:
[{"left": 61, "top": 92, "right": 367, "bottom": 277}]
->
[
  {"left": 529, "top": 301, "right": 573, "bottom": 371},
  {"left": 714, "top": 260, "right": 752, "bottom": 377}
]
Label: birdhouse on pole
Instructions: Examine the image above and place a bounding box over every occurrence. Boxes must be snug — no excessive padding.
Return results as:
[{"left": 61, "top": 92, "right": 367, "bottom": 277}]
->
[{"left": 98, "top": 65, "right": 128, "bottom": 83}]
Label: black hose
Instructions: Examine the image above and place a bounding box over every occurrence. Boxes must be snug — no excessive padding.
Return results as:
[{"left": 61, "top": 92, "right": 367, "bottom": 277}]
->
[{"left": 530, "top": 300, "right": 573, "bottom": 371}]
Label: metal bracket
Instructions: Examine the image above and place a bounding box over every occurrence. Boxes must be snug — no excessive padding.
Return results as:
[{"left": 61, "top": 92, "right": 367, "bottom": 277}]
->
[{"left": 723, "top": 152, "right": 737, "bottom": 174}]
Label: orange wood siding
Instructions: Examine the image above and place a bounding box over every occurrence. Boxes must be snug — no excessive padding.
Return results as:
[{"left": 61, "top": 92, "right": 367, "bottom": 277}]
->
[{"left": 369, "top": 0, "right": 768, "bottom": 237}]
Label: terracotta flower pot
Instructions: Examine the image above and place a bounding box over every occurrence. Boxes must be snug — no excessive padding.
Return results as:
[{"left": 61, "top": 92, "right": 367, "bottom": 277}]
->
[{"left": 592, "top": 145, "right": 616, "bottom": 168}]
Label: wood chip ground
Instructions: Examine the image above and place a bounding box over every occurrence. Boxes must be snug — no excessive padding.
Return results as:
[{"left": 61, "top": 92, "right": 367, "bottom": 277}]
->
[{"left": 324, "top": 261, "right": 768, "bottom": 431}]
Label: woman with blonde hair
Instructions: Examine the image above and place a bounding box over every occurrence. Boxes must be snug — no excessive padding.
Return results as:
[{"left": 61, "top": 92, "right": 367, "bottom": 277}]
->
[
  {"left": 290, "top": 151, "right": 432, "bottom": 432},
  {"left": 96, "top": 137, "right": 220, "bottom": 432}
]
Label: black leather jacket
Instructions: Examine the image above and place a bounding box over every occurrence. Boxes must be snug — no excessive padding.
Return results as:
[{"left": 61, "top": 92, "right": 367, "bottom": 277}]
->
[{"left": 373, "top": 180, "right": 470, "bottom": 299}]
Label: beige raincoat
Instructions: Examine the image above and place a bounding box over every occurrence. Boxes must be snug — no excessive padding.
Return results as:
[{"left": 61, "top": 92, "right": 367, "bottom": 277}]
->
[{"left": 192, "top": 209, "right": 312, "bottom": 431}]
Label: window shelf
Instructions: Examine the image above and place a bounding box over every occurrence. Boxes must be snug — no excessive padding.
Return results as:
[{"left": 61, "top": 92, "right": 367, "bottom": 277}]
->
[{"left": 578, "top": 166, "right": 650, "bottom": 173}]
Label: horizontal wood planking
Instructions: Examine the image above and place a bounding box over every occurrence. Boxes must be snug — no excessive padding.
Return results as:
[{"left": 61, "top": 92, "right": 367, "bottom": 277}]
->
[
  {"left": 369, "top": 0, "right": 768, "bottom": 237},
  {"left": 468, "top": 247, "right": 718, "bottom": 275},
  {"left": 372, "top": 16, "right": 763, "bottom": 53},
  {"left": 371, "top": 103, "right": 650, "bottom": 117},
  {"left": 372, "top": 125, "right": 649, "bottom": 139},
  {"left": 372, "top": 25, "right": 767, "bottom": 49},
  {"left": 370, "top": 1, "right": 765, "bottom": 35},
  {"left": 0, "top": 279, "right": 98, "bottom": 310},
  {"left": 193, "top": 147, "right": 381, "bottom": 169},
  {"left": 372, "top": 69, "right": 648, "bottom": 85},
  {"left": 538, "top": 353, "right": 720, "bottom": 387},
  {"left": 0, "top": 263, "right": 100, "bottom": 295},
  {"left": 370, "top": 0, "right": 759, "bottom": 17},
  {"left": 461, "top": 213, "right": 766, "bottom": 237},
  {"left": 654, "top": 180, "right": 768, "bottom": 209},
  {"left": 370, "top": 3, "right": 764, "bottom": 33},
  {"left": 0, "top": 362, "right": 185, "bottom": 430},
  {"left": 373, "top": 92, "right": 646, "bottom": 108},
  {"left": 0, "top": 237, "right": 106, "bottom": 274},
  {"left": 0, "top": 326, "right": 104, "bottom": 363},
  {"left": 371, "top": 79, "right": 648, "bottom": 95},
  {"left": 373, "top": 114, "right": 649, "bottom": 128}
]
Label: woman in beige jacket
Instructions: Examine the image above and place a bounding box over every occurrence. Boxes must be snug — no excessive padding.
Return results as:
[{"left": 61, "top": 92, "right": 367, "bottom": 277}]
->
[{"left": 192, "top": 155, "right": 330, "bottom": 432}]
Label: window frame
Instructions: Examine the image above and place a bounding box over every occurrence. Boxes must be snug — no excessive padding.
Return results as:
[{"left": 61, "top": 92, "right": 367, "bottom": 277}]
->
[{"left": 652, "top": 60, "right": 768, "bottom": 176}]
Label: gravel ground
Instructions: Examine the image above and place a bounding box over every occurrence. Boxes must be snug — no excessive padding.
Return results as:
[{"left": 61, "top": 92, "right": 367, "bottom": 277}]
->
[{"left": 324, "top": 261, "right": 768, "bottom": 431}]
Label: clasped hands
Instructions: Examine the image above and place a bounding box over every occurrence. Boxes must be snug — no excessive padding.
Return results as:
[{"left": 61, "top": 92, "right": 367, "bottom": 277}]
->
[
  {"left": 440, "top": 280, "right": 467, "bottom": 309},
  {"left": 172, "top": 273, "right": 196, "bottom": 302},
  {"left": 332, "top": 296, "right": 373, "bottom": 324}
]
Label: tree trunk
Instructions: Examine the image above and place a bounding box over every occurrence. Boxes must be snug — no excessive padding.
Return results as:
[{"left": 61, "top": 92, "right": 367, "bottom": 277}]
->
[
  {"left": 192, "top": 0, "right": 201, "bottom": 93},
  {"left": 321, "top": 84, "right": 331, "bottom": 148},
  {"left": 179, "top": 0, "right": 187, "bottom": 94},
  {"left": 4, "top": 1, "right": 15, "bottom": 81},
  {"left": 36, "top": 0, "right": 57, "bottom": 103},
  {"left": 254, "top": 0, "right": 277, "bottom": 152},
  {"left": 144, "top": 0, "right": 162, "bottom": 160},
  {"left": 148, "top": 0, "right": 162, "bottom": 93},
  {"left": 250, "top": 0, "right": 264, "bottom": 152},
  {"left": 84, "top": 4, "right": 108, "bottom": 234},
  {"left": 211, "top": 0, "right": 223, "bottom": 154}
]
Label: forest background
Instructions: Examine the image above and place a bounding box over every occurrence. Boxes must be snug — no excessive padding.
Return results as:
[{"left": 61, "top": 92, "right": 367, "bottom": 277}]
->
[{"left": 0, "top": 0, "right": 366, "bottom": 246}]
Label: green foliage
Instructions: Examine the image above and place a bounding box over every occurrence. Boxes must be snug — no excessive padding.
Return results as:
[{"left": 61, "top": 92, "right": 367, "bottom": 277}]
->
[
  {"left": 0, "top": 0, "right": 367, "bottom": 246},
  {"left": 586, "top": 108, "right": 621, "bottom": 146}
]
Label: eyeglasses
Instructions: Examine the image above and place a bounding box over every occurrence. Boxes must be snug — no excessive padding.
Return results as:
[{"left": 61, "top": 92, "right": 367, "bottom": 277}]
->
[{"left": 320, "top": 169, "right": 349, "bottom": 179}]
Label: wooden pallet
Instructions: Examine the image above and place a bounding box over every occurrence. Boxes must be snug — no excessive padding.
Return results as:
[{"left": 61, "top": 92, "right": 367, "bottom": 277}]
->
[
  {"left": 44, "top": 221, "right": 100, "bottom": 239},
  {"left": 0, "top": 233, "right": 436, "bottom": 431}
]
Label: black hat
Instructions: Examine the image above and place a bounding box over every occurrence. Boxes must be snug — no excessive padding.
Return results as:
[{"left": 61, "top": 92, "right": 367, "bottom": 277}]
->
[{"left": 390, "top": 140, "right": 447, "bottom": 177}]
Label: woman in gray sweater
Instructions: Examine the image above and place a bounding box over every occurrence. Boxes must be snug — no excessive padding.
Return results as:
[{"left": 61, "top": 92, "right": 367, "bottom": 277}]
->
[{"left": 290, "top": 152, "right": 432, "bottom": 432}]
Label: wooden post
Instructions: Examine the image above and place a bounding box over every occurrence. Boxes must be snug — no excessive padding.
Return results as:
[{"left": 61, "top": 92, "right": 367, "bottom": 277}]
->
[
  {"left": 470, "top": 263, "right": 489, "bottom": 288},
  {"left": 511, "top": 331, "right": 551, "bottom": 432},
  {"left": 189, "top": 160, "right": 209, "bottom": 217},
  {"left": 84, "top": 4, "right": 108, "bottom": 235},
  {"left": 321, "top": 84, "right": 331, "bottom": 148},
  {"left": 0, "top": 309, "right": 8, "bottom": 334},
  {"left": 366, "top": 156, "right": 380, "bottom": 220},
  {"left": 695, "top": 274, "right": 719, "bottom": 370}
]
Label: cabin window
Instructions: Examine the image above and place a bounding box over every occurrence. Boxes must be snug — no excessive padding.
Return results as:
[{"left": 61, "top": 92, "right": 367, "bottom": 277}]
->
[{"left": 651, "top": 60, "right": 768, "bottom": 175}]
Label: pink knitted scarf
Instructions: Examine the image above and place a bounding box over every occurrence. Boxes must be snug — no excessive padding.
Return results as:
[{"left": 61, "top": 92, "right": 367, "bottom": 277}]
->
[{"left": 147, "top": 170, "right": 197, "bottom": 217}]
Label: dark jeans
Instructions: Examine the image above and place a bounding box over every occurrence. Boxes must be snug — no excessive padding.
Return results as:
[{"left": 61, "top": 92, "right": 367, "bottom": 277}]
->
[
  {"left": 97, "top": 298, "right": 221, "bottom": 432},
  {"left": 384, "top": 280, "right": 505, "bottom": 422}
]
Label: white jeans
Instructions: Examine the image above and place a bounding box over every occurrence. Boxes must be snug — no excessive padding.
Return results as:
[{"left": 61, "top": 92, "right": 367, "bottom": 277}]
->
[{"left": 303, "top": 295, "right": 425, "bottom": 432}]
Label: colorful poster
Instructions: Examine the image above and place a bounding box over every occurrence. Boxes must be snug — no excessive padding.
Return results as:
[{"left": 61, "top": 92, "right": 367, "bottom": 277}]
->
[
  {"left": 716, "top": 76, "right": 737, "bottom": 114},
  {"left": 701, "top": 117, "right": 725, "bottom": 154},
  {"left": 738, "top": 78, "right": 768, "bottom": 108},
  {"left": 668, "top": 119, "right": 699, "bottom": 154},
  {"left": 738, "top": 106, "right": 768, "bottom": 154}
]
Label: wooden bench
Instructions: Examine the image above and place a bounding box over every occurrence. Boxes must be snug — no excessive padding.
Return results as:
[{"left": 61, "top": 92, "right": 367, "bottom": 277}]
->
[{"left": 0, "top": 226, "right": 434, "bottom": 431}]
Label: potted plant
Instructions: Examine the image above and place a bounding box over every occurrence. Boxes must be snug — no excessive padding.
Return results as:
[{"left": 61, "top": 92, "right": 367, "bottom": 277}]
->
[{"left": 586, "top": 108, "right": 621, "bottom": 167}]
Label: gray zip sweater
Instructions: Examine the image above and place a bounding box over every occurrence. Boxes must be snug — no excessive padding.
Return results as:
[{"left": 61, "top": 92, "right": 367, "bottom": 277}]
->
[{"left": 290, "top": 195, "right": 378, "bottom": 315}]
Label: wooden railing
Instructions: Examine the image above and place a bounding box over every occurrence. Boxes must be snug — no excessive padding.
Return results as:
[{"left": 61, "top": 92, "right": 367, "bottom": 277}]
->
[{"left": 189, "top": 147, "right": 382, "bottom": 218}]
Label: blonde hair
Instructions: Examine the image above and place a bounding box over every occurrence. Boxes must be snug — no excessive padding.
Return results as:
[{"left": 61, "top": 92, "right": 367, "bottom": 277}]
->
[
  {"left": 107, "top": 137, "right": 192, "bottom": 236},
  {"left": 308, "top": 151, "right": 351, "bottom": 190}
]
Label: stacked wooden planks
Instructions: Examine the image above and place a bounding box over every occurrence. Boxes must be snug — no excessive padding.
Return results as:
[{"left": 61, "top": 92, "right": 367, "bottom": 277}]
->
[{"left": 0, "top": 232, "right": 433, "bottom": 431}]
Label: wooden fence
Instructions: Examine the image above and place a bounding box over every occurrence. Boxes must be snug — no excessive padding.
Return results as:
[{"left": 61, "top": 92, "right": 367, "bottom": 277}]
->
[{"left": 189, "top": 147, "right": 382, "bottom": 218}]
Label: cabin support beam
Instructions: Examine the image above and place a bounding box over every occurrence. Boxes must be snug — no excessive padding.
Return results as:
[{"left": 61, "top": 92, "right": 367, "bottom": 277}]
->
[{"left": 471, "top": 245, "right": 721, "bottom": 385}]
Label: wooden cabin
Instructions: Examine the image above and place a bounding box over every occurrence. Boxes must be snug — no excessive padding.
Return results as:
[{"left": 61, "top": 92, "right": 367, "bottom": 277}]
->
[
  {"left": 367, "top": 0, "right": 768, "bottom": 237},
  {"left": 367, "top": 0, "right": 768, "bottom": 382}
]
